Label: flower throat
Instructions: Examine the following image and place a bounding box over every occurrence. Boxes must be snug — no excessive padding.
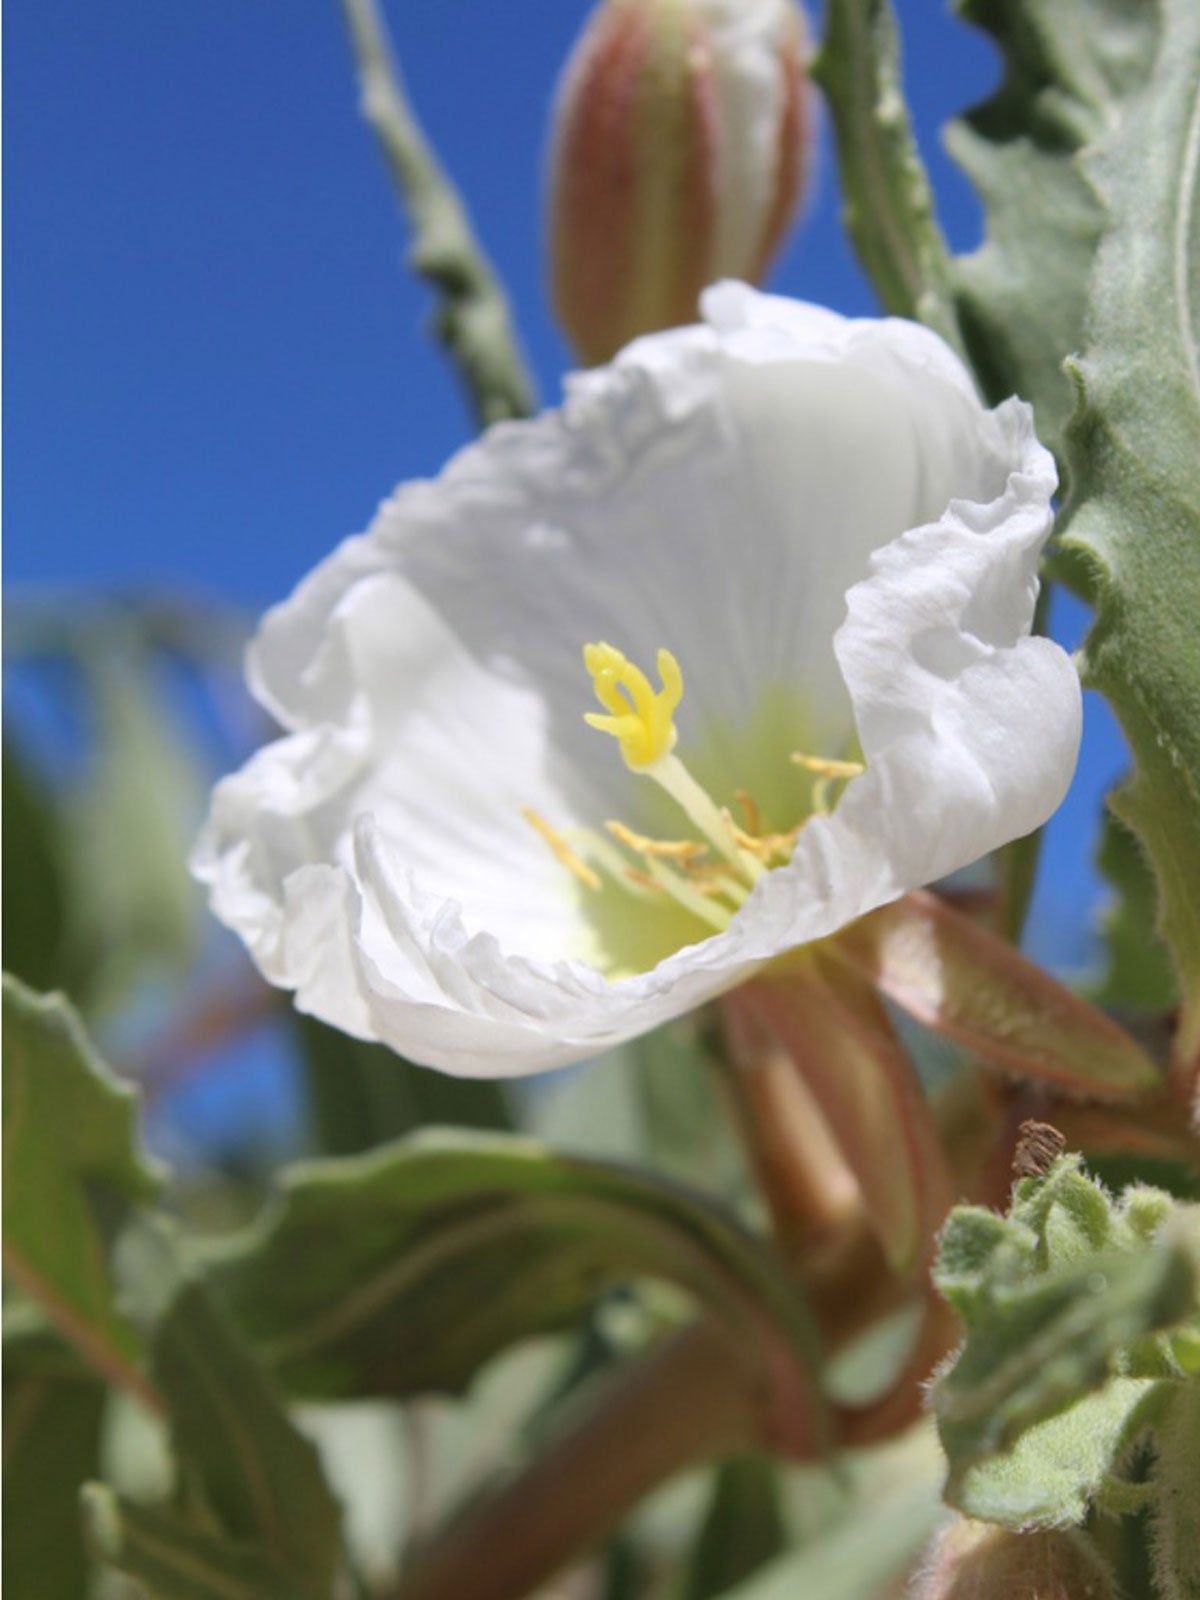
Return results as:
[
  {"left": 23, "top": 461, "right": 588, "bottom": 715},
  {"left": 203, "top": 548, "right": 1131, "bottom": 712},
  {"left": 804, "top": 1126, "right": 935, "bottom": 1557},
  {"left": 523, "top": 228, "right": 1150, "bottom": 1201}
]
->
[{"left": 523, "top": 644, "right": 863, "bottom": 936}]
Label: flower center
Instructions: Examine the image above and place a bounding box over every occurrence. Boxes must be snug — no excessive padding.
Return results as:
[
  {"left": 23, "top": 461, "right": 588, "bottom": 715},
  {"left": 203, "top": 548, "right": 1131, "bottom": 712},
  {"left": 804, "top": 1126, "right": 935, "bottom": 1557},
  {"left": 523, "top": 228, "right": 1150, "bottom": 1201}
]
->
[{"left": 524, "top": 643, "right": 864, "bottom": 951}]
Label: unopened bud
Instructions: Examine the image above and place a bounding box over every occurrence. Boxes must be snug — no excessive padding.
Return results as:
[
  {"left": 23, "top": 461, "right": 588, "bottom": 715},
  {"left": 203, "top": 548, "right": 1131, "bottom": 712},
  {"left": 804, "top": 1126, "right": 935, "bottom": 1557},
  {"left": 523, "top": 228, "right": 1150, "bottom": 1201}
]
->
[
  {"left": 548, "top": 0, "right": 812, "bottom": 364},
  {"left": 916, "top": 1521, "right": 1118, "bottom": 1600}
]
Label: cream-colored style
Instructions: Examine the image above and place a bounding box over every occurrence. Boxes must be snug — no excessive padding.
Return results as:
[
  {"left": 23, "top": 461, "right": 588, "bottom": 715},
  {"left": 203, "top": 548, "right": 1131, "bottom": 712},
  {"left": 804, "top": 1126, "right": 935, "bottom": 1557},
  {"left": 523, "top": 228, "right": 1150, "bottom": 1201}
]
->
[{"left": 194, "top": 285, "right": 1080, "bottom": 1078}]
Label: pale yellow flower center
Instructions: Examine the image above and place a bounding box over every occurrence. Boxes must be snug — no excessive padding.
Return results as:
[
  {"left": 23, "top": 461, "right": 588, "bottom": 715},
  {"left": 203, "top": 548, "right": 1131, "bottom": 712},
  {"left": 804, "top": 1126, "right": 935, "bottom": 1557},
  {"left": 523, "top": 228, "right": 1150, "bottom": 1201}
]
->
[{"left": 524, "top": 643, "right": 864, "bottom": 946}]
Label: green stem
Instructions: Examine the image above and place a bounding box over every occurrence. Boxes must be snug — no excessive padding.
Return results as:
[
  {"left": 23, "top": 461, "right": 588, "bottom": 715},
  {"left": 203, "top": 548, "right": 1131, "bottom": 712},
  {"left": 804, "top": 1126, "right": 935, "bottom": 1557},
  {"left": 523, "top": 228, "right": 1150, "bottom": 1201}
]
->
[{"left": 339, "top": 0, "right": 536, "bottom": 427}]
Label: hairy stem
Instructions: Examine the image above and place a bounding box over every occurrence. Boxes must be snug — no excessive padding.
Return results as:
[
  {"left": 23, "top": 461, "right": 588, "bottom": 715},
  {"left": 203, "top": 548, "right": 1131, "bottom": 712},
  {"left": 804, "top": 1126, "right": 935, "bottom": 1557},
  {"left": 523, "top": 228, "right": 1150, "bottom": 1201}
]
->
[{"left": 339, "top": 0, "right": 536, "bottom": 426}]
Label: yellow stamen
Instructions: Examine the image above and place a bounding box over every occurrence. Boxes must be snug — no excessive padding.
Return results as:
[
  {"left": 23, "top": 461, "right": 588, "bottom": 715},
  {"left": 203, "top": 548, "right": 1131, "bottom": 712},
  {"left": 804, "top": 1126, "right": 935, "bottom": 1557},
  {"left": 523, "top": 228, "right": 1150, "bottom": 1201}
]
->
[
  {"left": 790, "top": 754, "right": 865, "bottom": 779},
  {"left": 791, "top": 751, "right": 865, "bottom": 816},
  {"left": 522, "top": 807, "right": 602, "bottom": 891},
  {"left": 734, "top": 788, "right": 761, "bottom": 835},
  {"left": 726, "top": 815, "right": 801, "bottom": 863},
  {"left": 604, "top": 819, "right": 706, "bottom": 861},
  {"left": 583, "top": 642, "right": 683, "bottom": 769}
]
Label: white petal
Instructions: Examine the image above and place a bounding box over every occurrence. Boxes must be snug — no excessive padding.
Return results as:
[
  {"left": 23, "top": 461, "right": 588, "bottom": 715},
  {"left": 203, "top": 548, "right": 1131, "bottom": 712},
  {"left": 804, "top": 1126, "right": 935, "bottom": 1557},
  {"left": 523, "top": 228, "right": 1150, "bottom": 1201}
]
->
[{"left": 195, "top": 288, "right": 1079, "bottom": 1077}]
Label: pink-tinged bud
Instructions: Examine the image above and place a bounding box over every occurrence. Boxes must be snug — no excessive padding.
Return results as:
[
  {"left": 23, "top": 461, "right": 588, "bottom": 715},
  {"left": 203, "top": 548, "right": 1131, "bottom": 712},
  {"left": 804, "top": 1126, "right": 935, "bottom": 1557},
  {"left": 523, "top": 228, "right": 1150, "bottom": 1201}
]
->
[
  {"left": 548, "top": 0, "right": 812, "bottom": 365},
  {"left": 915, "top": 1521, "right": 1118, "bottom": 1600}
]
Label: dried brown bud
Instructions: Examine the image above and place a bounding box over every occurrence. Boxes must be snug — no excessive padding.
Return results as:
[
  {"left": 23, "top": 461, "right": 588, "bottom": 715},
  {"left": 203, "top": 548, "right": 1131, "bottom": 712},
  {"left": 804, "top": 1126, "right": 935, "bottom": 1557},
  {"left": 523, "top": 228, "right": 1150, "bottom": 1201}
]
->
[{"left": 1013, "top": 1119, "right": 1067, "bottom": 1180}]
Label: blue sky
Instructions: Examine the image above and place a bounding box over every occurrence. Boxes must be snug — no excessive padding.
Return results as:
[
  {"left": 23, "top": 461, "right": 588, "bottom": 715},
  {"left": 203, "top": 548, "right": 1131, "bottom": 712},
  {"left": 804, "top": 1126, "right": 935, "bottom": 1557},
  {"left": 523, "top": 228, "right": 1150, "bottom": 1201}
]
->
[{"left": 6, "top": 0, "right": 1126, "bottom": 981}]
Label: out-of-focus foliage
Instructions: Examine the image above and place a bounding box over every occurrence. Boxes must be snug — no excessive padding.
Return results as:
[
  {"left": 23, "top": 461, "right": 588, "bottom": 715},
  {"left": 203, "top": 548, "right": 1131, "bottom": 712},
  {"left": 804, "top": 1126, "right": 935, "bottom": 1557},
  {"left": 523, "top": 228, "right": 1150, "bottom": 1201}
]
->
[
  {"left": 2, "top": 976, "right": 160, "bottom": 1367},
  {"left": 296, "top": 1012, "right": 512, "bottom": 1157},
  {"left": 3, "top": 1327, "right": 107, "bottom": 1600},
  {"left": 2, "top": 739, "right": 69, "bottom": 994},
  {"left": 207, "top": 1131, "right": 820, "bottom": 1404}
]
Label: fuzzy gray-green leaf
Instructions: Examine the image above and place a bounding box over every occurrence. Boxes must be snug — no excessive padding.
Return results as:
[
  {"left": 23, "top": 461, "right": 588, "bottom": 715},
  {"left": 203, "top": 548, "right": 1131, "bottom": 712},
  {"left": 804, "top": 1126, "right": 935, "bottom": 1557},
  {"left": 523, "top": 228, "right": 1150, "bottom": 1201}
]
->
[
  {"left": 1057, "top": 0, "right": 1200, "bottom": 1043},
  {"left": 946, "top": 0, "right": 1159, "bottom": 455}
]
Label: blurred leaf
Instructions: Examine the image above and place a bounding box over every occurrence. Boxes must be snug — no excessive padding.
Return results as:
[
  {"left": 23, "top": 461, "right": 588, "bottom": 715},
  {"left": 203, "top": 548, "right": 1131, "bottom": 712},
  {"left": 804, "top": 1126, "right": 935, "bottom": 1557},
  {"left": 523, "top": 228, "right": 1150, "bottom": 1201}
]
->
[
  {"left": 1055, "top": 0, "right": 1200, "bottom": 1052},
  {"left": 721, "top": 1474, "right": 940, "bottom": 1599},
  {"left": 63, "top": 647, "right": 206, "bottom": 1016},
  {"left": 1150, "top": 1384, "right": 1200, "bottom": 1600},
  {"left": 1092, "top": 808, "right": 1178, "bottom": 1013},
  {"left": 146, "top": 1277, "right": 344, "bottom": 1588},
  {"left": 682, "top": 1455, "right": 785, "bottom": 1600},
  {"left": 296, "top": 1012, "right": 511, "bottom": 1157},
  {"left": 814, "top": 0, "right": 962, "bottom": 347},
  {"left": 830, "top": 890, "right": 1161, "bottom": 1101},
  {"left": 2, "top": 738, "right": 68, "bottom": 994},
  {"left": 946, "top": 0, "right": 1157, "bottom": 455},
  {"left": 208, "top": 1131, "right": 820, "bottom": 1410},
  {"left": 82, "top": 1484, "right": 305, "bottom": 1600},
  {"left": 2, "top": 976, "right": 159, "bottom": 1373},
  {"left": 629, "top": 1019, "right": 744, "bottom": 1195},
  {"left": 3, "top": 1327, "right": 107, "bottom": 1599}
]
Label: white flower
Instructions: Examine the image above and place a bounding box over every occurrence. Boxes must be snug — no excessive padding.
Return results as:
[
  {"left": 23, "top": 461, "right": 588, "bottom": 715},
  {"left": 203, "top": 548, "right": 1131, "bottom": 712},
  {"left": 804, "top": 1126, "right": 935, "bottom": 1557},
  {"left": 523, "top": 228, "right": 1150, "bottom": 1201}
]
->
[{"left": 193, "top": 285, "right": 1080, "bottom": 1079}]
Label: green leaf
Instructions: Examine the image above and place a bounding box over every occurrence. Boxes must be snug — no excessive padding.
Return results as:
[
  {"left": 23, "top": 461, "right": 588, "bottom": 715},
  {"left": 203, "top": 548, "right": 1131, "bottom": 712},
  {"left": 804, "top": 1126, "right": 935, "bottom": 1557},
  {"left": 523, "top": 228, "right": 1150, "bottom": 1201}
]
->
[
  {"left": 946, "top": 0, "right": 1158, "bottom": 455},
  {"left": 3, "top": 1329, "right": 107, "bottom": 1599},
  {"left": 1091, "top": 807, "right": 1179, "bottom": 1013},
  {"left": 933, "top": 1157, "right": 1200, "bottom": 1528},
  {"left": 937, "top": 1240, "right": 1196, "bottom": 1483},
  {"left": 1, "top": 739, "right": 69, "bottom": 995},
  {"left": 148, "top": 1276, "right": 343, "bottom": 1588},
  {"left": 82, "top": 1485, "right": 306, "bottom": 1600},
  {"left": 1151, "top": 1383, "right": 1200, "bottom": 1600},
  {"left": 63, "top": 647, "right": 206, "bottom": 1017},
  {"left": 721, "top": 1474, "right": 940, "bottom": 1600},
  {"left": 208, "top": 1131, "right": 820, "bottom": 1409},
  {"left": 813, "top": 0, "right": 962, "bottom": 347},
  {"left": 295, "top": 1012, "right": 511, "bottom": 1156},
  {"left": 2, "top": 975, "right": 159, "bottom": 1374},
  {"left": 949, "top": 1376, "right": 1165, "bottom": 1527},
  {"left": 1057, "top": 0, "right": 1200, "bottom": 1048},
  {"left": 682, "top": 1455, "right": 786, "bottom": 1600}
]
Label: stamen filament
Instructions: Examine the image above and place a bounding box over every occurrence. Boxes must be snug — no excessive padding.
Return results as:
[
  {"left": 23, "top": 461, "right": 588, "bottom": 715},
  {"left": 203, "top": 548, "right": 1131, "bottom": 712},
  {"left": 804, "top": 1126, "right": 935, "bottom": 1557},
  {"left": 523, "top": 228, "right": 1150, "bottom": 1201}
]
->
[
  {"left": 522, "top": 807, "right": 601, "bottom": 891},
  {"left": 649, "top": 752, "right": 764, "bottom": 883},
  {"left": 642, "top": 855, "right": 730, "bottom": 931},
  {"left": 604, "top": 819, "right": 706, "bottom": 861}
]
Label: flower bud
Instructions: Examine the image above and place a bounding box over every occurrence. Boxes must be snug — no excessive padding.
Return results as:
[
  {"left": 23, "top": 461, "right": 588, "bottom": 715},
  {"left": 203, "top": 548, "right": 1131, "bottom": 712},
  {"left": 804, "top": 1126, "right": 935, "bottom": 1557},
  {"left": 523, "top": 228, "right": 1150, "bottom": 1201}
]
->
[
  {"left": 915, "top": 1520, "right": 1118, "bottom": 1600},
  {"left": 548, "top": 0, "right": 812, "bottom": 364}
]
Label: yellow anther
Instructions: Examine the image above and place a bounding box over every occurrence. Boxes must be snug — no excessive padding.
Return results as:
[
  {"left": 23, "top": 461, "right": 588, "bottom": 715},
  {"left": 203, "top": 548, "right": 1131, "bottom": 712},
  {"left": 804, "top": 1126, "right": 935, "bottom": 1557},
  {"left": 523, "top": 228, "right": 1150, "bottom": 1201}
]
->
[
  {"left": 725, "top": 813, "right": 801, "bottom": 864},
  {"left": 791, "top": 751, "right": 865, "bottom": 816},
  {"left": 604, "top": 819, "right": 706, "bottom": 862},
  {"left": 583, "top": 642, "right": 683, "bottom": 769},
  {"left": 522, "top": 807, "right": 602, "bottom": 891}
]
